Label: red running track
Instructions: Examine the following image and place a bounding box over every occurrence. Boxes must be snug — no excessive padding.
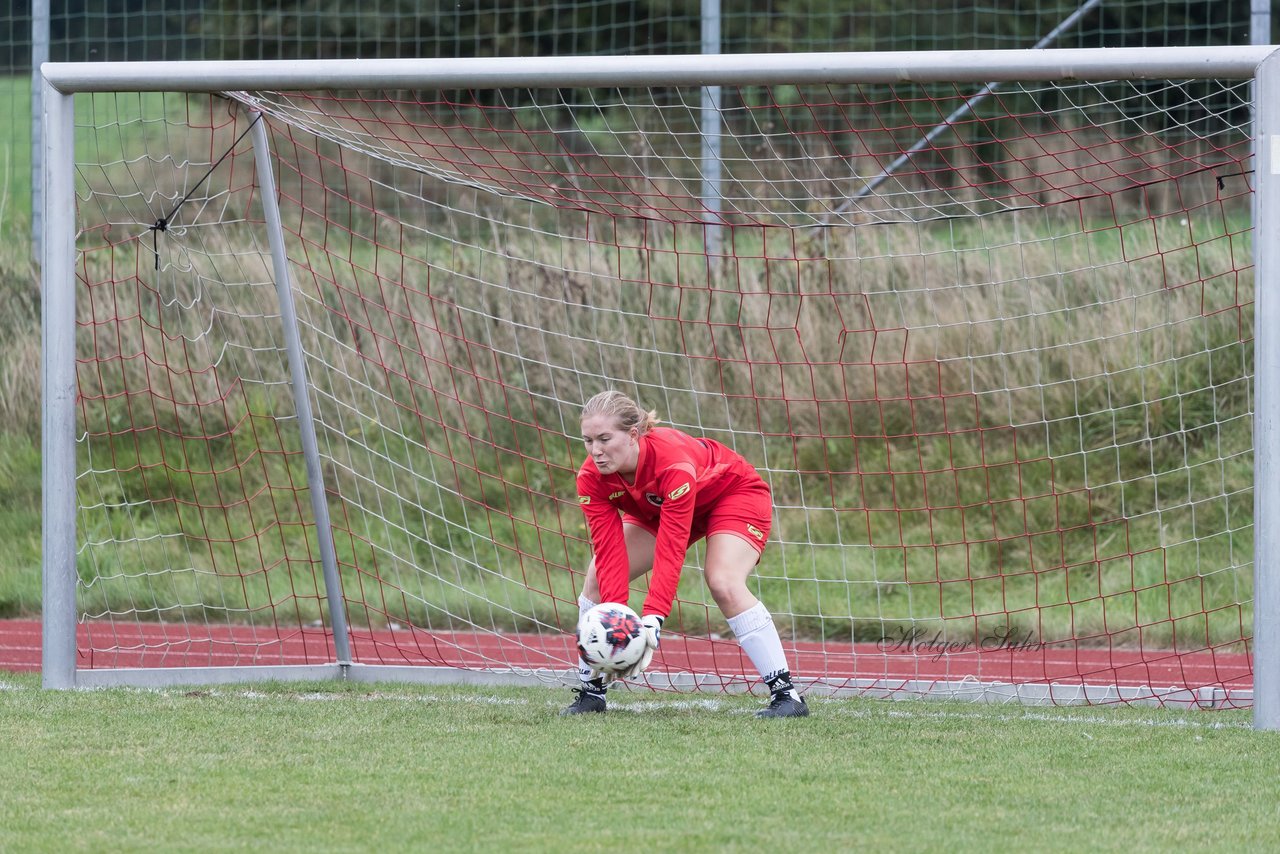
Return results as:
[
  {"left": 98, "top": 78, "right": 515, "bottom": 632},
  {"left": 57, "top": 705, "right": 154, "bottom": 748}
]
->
[{"left": 0, "top": 619, "right": 1252, "bottom": 698}]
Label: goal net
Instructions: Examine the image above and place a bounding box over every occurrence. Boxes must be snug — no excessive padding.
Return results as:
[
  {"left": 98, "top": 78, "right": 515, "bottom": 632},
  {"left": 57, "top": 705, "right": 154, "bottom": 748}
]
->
[{"left": 42, "top": 51, "right": 1268, "bottom": 707}]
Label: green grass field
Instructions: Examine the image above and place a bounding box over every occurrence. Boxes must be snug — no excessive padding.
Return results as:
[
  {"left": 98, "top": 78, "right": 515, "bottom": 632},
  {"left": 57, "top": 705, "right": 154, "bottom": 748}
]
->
[{"left": 0, "top": 673, "right": 1276, "bottom": 852}]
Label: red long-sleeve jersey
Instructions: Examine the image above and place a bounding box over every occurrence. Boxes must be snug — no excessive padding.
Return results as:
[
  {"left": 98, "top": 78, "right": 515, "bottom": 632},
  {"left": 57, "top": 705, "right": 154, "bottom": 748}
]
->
[{"left": 576, "top": 427, "right": 767, "bottom": 618}]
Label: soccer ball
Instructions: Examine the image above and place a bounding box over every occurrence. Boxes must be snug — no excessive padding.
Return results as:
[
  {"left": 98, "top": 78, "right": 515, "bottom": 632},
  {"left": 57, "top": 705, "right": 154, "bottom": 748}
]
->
[{"left": 576, "top": 602, "right": 647, "bottom": 674}]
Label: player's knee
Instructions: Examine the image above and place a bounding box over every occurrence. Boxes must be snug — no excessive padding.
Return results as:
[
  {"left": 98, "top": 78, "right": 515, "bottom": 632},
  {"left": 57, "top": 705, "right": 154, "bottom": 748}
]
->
[
  {"left": 627, "top": 560, "right": 655, "bottom": 581},
  {"left": 705, "top": 571, "right": 748, "bottom": 606},
  {"left": 582, "top": 563, "right": 601, "bottom": 599}
]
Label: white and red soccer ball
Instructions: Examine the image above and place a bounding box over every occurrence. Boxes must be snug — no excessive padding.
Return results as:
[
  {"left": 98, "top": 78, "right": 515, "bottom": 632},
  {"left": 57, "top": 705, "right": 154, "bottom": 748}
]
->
[{"left": 576, "top": 602, "right": 647, "bottom": 675}]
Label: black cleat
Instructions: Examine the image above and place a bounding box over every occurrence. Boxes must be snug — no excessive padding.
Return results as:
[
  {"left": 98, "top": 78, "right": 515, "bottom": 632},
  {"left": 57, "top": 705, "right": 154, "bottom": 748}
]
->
[
  {"left": 756, "top": 691, "right": 810, "bottom": 719},
  {"left": 561, "top": 687, "right": 607, "bottom": 715}
]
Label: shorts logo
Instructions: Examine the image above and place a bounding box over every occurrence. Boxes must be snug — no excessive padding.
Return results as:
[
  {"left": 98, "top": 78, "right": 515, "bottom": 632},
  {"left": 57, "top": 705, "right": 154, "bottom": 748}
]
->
[
  {"left": 746, "top": 524, "right": 764, "bottom": 541},
  {"left": 645, "top": 493, "right": 664, "bottom": 507},
  {"left": 667, "top": 483, "right": 691, "bottom": 501},
  {"left": 608, "top": 490, "right": 625, "bottom": 501},
  {"left": 578, "top": 495, "right": 591, "bottom": 505}
]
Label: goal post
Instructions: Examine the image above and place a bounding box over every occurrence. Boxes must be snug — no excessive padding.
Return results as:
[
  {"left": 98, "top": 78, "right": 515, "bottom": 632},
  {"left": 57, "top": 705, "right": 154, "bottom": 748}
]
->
[
  {"left": 40, "top": 74, "right": 76, "bottom": 691},
  {"left": 36, "top": 48, "right": 1280, "bottom": 726},
  {"left": 1251, "top": 47, "right": 1280, "bottom": 730}
]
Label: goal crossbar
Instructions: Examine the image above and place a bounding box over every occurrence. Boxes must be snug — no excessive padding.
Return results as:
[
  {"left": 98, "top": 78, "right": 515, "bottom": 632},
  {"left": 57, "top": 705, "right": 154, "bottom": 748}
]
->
[{"left": 39, "top": 46, "right": 1277, "bottom": 93}]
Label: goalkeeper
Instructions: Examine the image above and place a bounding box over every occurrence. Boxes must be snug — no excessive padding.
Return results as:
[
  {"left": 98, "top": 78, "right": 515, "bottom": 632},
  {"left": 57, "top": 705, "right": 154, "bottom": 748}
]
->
[{"left": 564, "top": 390, "right": 809, "bottom": 719}]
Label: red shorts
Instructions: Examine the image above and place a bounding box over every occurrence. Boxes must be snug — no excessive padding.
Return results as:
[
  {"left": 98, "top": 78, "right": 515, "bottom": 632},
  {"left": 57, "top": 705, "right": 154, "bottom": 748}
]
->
[{"left": 622, "top": 484, "right": 772, "bottom": 555}]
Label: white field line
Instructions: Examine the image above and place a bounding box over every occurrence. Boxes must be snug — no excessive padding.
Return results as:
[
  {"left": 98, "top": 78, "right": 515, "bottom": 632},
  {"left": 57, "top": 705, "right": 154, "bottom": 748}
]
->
[{"left": 2, "top": 679, "right": 1249, "bottom": 728}]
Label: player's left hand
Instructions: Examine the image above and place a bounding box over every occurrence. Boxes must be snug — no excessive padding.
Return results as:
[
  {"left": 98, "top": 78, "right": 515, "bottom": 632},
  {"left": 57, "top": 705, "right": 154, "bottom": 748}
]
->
[
  {"left": 588, "top": 661, "right": 620, "bottom": 686},
  {"left": 620, "top": 614, "right": 663, "bottom": 680}
]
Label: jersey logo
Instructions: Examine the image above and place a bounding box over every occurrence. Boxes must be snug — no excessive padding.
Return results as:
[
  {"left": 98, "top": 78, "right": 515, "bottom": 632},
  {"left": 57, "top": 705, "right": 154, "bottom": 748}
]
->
[
  {"left": 667, "top": 483, "right": 691, "bottom": 501},
  {"left": 746, "top": 524, "right": 765, "bottom": 540},
  {"left": 578, "top": 495, "right": 591, "bottom": 505},
  {"left": 645, "top": 492, "right": 664, "bottom": 507},
  {"left": 608, "top": 490, "right": 625, "bottom": 501}
]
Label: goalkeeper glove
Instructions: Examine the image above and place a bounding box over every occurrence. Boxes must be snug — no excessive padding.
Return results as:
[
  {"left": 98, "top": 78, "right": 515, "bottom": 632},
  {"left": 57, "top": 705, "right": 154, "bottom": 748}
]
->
[
  {"left": 620, "top": 614, "right": 663, "bottom": 680},
  {"left": 587, "top": 663, "right": 619, "bottom": 686}
]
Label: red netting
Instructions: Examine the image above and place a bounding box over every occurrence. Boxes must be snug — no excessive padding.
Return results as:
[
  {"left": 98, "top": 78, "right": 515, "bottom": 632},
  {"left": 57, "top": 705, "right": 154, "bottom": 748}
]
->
[{"left": 64, "top": 79, "right": 1254, "bottom": 706}]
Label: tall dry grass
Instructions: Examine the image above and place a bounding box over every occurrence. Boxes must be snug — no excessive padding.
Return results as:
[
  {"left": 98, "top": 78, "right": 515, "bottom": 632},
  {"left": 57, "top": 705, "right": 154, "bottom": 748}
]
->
[{"left": 0, "top": 216, "right": 41, "bottom": 437}]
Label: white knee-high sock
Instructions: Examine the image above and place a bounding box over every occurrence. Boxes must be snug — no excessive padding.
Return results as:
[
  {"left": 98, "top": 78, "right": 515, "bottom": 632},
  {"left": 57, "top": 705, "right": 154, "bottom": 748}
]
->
[
  {"left": 726, "top": 602, "right": 793, "bottom": 688},
  {"left": 576, "top": 594, "right": 601, "bottom": 686}
]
